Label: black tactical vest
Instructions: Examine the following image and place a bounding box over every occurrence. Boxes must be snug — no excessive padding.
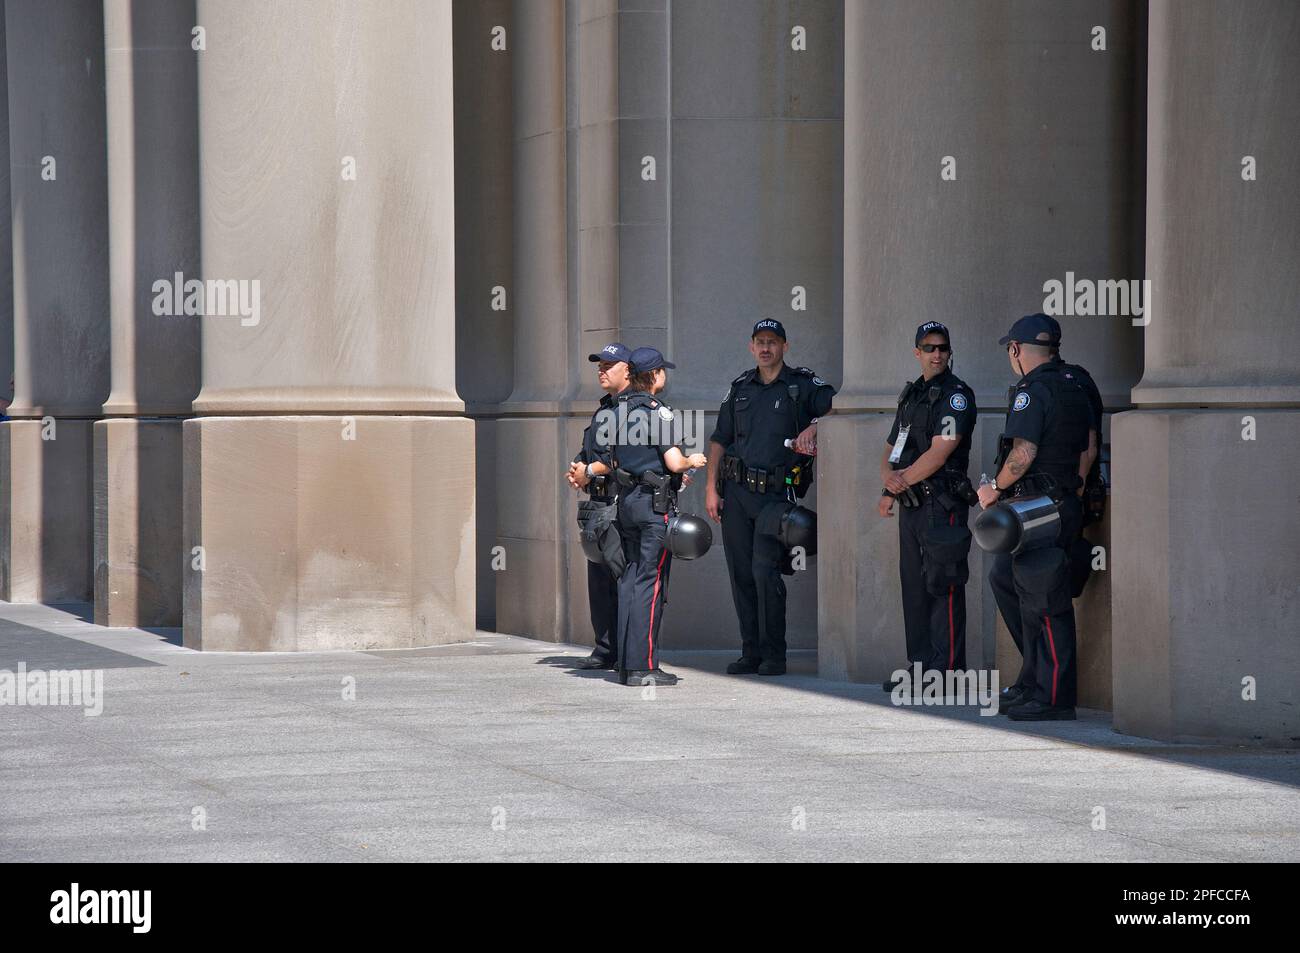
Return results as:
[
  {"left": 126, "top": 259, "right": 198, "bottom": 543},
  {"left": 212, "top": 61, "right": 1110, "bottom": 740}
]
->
[{"left": 1015, "top": 364, "right": 1091, "bottom": 488}]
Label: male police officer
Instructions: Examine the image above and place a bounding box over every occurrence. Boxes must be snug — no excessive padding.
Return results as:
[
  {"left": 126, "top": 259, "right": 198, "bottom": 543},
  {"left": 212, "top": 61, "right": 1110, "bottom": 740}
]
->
[
  {"left": 877, "top": 322, "right": 978, "bottom": 687},
  {"left": 567, "top": 342, "right": 632, "bottom": 670},
  {"left": 977, "top": 314, "right": 1093, "bottom": 720},
  {"left": 706, "top": 319, "right": 835, "bottom": 676},
  {"left": 1037, "top": 315, "right": 1107, "bottom": 594}
]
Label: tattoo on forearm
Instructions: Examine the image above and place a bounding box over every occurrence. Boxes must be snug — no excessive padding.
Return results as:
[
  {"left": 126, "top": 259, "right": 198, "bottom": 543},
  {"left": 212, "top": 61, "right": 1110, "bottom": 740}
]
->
[{"left": 1006, "top": 439, "right": 1038, "bottom": 479}]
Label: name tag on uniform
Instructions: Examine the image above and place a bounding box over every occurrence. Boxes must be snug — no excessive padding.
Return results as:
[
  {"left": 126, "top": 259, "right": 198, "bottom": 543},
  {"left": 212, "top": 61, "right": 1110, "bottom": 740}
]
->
[{"left": 889, "top": 425, "right": 911, "bottom": 464}]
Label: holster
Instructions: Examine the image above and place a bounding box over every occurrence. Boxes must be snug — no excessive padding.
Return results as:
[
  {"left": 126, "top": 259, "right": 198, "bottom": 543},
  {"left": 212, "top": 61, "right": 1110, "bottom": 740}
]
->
[{"left": 640, "top": 471, "right": 678, "bottom": 515}]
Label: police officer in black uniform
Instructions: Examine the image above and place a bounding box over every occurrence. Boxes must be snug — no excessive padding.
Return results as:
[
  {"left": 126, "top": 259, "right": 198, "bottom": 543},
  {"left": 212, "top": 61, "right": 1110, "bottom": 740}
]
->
[
  {"left": 706, "top": 319, "right": 835, "bottom": 676},
  {"left": 606, "top": 347, "right": 707, "bottom": 686},
  {"left": 878, "top": 322, "right": 979, "bottom": 686},
  {"left": 568, "top": 342, "right": 633, "bottom": 670},
  {"left": 977, "top": 314, "right": 1093, "bottom": 721},
  {"left": 1037, "top": 315, "right": 1107, "bottom": 595}
]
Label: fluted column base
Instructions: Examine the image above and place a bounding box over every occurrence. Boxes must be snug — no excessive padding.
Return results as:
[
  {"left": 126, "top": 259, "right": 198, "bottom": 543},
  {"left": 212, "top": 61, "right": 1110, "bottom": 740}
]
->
[
  {"left": 183, "top": 416, "right": 475, "bottom": 651},
  {"left": 1111, "top": 410, "right": 1300, "bottom": 743}
]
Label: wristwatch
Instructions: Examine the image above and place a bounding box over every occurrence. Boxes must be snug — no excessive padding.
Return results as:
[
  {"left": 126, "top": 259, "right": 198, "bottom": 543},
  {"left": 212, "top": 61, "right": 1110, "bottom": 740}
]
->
[
  {"left": 990, "top": 478, "right": 1002, "bottom": 492},
  {"left": 585, "top": 463, "right": 596, "bottom": 480}
]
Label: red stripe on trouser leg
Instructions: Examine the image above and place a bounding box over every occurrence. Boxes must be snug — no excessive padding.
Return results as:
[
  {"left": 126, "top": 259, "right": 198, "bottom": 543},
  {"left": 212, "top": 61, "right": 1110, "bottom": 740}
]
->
[
  {"left": 1043, "top": 615, "right": 1059, "bottom": 705},
  {"left": 947, "top": 512, "right": 956, "bottom": 669},
  {"left": 948, "top": 586, "right": 955, "bottom": 669},
  {"left": 646, "top": 515, "right": 670, "bottom": 668}
]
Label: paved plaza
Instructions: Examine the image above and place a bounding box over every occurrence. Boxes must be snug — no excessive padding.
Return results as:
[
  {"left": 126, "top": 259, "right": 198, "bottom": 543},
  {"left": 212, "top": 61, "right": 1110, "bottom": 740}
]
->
[{"left": 1, "top": 603, "right": 1296, "bottom": 862}]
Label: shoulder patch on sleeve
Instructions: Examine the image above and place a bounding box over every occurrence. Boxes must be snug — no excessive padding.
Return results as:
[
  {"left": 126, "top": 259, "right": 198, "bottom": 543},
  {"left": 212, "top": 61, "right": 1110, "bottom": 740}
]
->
[
  {"left": 658, "top": 405, "right": 674, "bottom": 422},
  {"left": 949, "top": 393, "right": 968, "bottom": 411},
  {"left": 1012, "top": 391, "right": 1031, "bottom": 412}
]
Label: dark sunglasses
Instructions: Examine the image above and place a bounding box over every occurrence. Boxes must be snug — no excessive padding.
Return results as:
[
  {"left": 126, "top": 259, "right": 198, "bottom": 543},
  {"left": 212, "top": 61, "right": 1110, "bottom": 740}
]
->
[{"left": 919, "top": 343, "right": 951, "bottom": 353}]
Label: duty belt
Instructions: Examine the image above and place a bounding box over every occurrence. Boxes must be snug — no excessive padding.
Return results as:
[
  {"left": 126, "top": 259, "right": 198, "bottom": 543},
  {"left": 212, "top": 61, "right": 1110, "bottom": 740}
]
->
[
  {"left": 614, "top": 468, "right": 679, "bottom": 514},
  {"left": 894, "top": 472, "right": 976, "bottom": 510},
  {"left": 720, "top": 455, "right": 788, "bottom": 495},
  {"left": 1008, "top": 472, "right": 1072, "bottom": 502}
]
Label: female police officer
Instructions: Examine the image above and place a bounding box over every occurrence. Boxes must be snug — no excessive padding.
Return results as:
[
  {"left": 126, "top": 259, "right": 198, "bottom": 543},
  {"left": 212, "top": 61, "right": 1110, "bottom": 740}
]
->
[{"left": 607, "top": 346, "right": 707, "bottom": 686}]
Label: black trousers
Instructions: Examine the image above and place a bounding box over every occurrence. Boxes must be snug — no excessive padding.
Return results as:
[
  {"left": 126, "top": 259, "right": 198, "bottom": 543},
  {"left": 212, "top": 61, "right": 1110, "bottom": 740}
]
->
[
  {"left": 616, "top": 486, "right": 672, "bottom": 672},
  {"left": 989, "top": 494, "right": 1082, "bottom": 707},
  {"left": 897, "top": 497, "right": 968, "bottom": 671},
  {"left": 587, "top": 559, "right": 619, "bottom": 664},
  {"left": 720, "top": 482, "right": 788, "bottom": 662}
]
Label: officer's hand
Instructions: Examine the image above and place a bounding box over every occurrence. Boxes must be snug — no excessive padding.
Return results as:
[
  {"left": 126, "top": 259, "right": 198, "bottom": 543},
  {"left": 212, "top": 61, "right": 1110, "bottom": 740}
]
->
[
  {"left": 706, "top": 485, "right": 723, "bottom": 522},
  {"left": 567, "top": 462, "right": 589, "bottom": 489},
  {"left": 977, "top": 484, "right": 1001, "bottom": 510},
  {"left": 792, "top": 424, "right": 818, "bottom": 456},
  {"left": 884, "top": 472, "right": 909, "bottom": 494},
  {"left": 687, "top": 452, "right": 708, "bottom": 469},
  {"left": 877, "top": 496, "right": 894, "bottom": 518}
]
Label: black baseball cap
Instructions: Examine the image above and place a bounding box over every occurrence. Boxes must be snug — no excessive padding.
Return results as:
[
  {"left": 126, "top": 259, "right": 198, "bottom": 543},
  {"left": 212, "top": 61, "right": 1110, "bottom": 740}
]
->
[
  {"left": 752, "top": 319, "right": 787, "bottom": 340},
  {"left": 629, "top": 346, "right": 675, "bottom": 372},
  {"left": 915, "top": 321, "right": 950, "bottom": 345},
  {"left": 999, "top": 313, "right": 1062, "bottom": 347},
  {"left": 588, "top": 342, "right": 633, "bottom": 364}
]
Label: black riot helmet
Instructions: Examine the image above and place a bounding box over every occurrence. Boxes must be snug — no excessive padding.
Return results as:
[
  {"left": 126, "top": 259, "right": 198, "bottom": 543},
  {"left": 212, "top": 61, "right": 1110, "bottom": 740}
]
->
[
  {"left": 666, "top": 512, "right": 713, "bottom": 560},
  {"left": 779, "top": 504, "right": 817, "bottom": 554},
  {"left": 973, "top": 495, "right": 1060, "bottom": 555},
  {"left": 756, "top": 501, "right": 818, "bottom": 555}
]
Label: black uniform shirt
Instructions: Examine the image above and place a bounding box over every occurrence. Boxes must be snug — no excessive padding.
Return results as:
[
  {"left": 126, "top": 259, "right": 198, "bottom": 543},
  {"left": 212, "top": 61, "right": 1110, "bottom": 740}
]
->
[
  {"left": 1003, "top": 362, "right": 1091, "bottom": 487},
  {"left": 885, "top": 368, "right": 977, "bottom": 472},
  {"left": 709, "top": 363, "right": 835, "bottom": 471},
  {"left": 574, "top": 392, "right": 618, "bottom": 498},
  {"left": 576, "top": 392, "right": 617, "bottom": 468},
  {"left": 606, "top": 390, "right": 678, "bottom": 478}
]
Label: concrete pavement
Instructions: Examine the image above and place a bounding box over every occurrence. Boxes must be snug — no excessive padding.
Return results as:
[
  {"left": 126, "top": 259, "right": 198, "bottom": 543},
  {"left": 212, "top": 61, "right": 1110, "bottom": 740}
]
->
[{"left": 1, "top": 603, "right": 1296, "bottom": 862}]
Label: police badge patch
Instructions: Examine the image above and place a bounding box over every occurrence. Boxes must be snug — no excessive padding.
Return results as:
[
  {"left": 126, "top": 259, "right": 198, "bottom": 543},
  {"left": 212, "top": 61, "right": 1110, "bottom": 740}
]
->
[
  {"left": 950, "top": 393, "right": 967, "bottom": 411},
  {"left": 1013, "top": 392, "right": 1031, "bottom": 412},
  {"left": 658, "top": 405, "right": 674, "bottom": 422}
]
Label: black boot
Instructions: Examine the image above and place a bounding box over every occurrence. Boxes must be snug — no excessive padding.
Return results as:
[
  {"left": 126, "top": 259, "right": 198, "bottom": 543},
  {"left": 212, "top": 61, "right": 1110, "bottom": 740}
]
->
[
  {"left": 622, "top": 668, "right": 679, "bottom": 687},
  {"left": 1006, "top": 699, "right": 1076, "bottom": 721},
  {"left": 726, "top": 657, "right": 762, "bottom": 675}
]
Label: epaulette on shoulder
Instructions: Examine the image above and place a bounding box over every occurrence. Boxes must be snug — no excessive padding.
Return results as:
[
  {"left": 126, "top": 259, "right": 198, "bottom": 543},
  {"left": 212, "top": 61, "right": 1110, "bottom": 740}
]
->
[{"left": 733, "top": 370, "right": 753, "bottom": 385}]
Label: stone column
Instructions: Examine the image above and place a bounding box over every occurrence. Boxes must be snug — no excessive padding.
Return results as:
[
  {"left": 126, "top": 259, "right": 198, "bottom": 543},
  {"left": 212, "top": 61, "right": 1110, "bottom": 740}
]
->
[
  {"left": 0, "top": 9, "right": 10, "bottom": 427},
  {"left": 822, "top": 1, "right": 1142, "bottom": 695},
  {"left": 652, "top": 0, "right": 845, "bottom": 651},
  {"left": 1, "top": 0, "right": 110, "bottom": 603},
  {"left": 94, "top": 0, "right": 201, "bottom": 626},
  {"left": 453, "top": 0, "right": 514, "bottom": 632},
  {"left": 1112, "top": 0, "right": 1299, "bottom": 742},
  {"left": 183, "top": 0, "right": 473, "bottom": 650},
  {"left": 494, "top": 0, "right": 625, "bottom": 646}
]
